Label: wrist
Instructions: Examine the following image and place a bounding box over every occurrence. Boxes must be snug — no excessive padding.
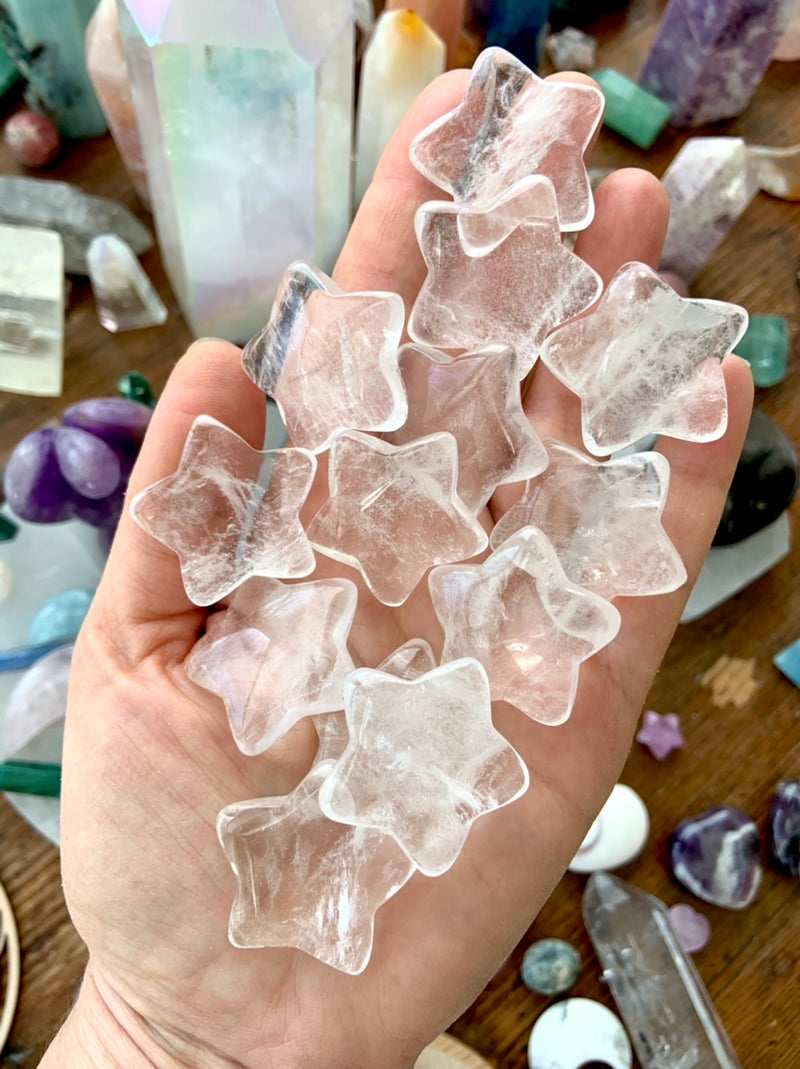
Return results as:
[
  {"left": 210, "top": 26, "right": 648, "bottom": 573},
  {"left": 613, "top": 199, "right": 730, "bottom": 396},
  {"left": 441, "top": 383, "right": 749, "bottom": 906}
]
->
[{"left": 39, "top": 961, "right": 239, "bottom": 1069}]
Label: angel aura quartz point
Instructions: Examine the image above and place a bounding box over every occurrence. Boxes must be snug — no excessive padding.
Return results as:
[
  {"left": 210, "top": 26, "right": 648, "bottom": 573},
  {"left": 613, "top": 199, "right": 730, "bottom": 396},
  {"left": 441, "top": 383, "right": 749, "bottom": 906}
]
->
[
  {"left": 410, "top": 47, "right": 603, "bottom": 232},
  {"left": 242, "top": 262, "right": 407, "bottom": 453},
  {"left": 87, "top": 235, "right": 167, "bottom": 333},
  {"left": 0, "top": 225, "right": 63, "bottom": 397},
  {"left": 307, "top": 430, "right": 488, "bottom": 606},
  {"left": 638, "top": 0, "right": 795, "bottom": 127},
  {"left": 354, "top": 9, "right": 445, "bottom": 205},
  {"left": 131, "top": 416, "right": 316, "bottom": 606},
  {"left": 186, "top": 577, "right": 357, "bottom": 755},
  {"left": 385, "top": 343, "right": 547, "bottom": 512},
  {"left": 583, "top": 872, "right": 744, "bottom": 1069},
  {"left": 659, "top": 138, "right": 760, "bottom": 284},
  {"left": 318, "top": 659, "right": 529, "bottom": 876},
  {"left": 409, "top": 186, "right": 602, "bottom": 377},
  {"left": 118, "top": 0, "right": 355, "bottom": 342},
  {"left": 541, "top": 262, "right": 748, "bottom": 456},
  {"left": 217, "top": 763, "right": 416, "bottom": 972},
  {"left": 489, "top": 441, "right": 686, "bottom": 599},
  {"left": 429, "top": 527, "right": 621, "bottom": 726}
]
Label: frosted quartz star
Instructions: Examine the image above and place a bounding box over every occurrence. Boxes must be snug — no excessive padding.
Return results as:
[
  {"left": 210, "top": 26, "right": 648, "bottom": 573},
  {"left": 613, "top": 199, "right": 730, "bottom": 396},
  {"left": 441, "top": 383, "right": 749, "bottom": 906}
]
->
[
  {"left": 242, "top": 262, "right": 407, "bottom": 453},
  {"left": 636, "top": 709, "right": 686, "bottom": 760},
  {"left": 318, "top": 659, "right": 529, "bottom": 876},
  {"left": 489, "top": 440, "right": 687, "bottom": 599},
  {"left": 409, "top": 193, "right": 602, "bottom": 377},
  {"left": 409, "top": 46, "right": 603, "bottom": 232},
  {"left": 429, "top": 527, "right": 621, "bottom": 726},
  {"left": 541, "top": 262, "right": 748, "bottom": 456},
  {"left": 307, "top": 430, "right": 488, "bottom": 606},
  {"left": 217, "top": 763, "right": 416, "bottom": 973},
  {"left": 131, "top": 416, "right": 316, "bottom": 605},
  {"left": 385, "top": 343, "right": 548, "bottom": 512},
  {"left": 186, "top": 576, "right": 357, "bottom": 755}
]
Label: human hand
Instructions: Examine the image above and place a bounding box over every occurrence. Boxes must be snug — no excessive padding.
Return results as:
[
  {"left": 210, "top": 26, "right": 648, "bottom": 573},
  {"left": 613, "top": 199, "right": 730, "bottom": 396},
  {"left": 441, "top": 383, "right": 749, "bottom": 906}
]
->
[{"left": 47, "top": 70, "right": 753, "bottom": 1069}]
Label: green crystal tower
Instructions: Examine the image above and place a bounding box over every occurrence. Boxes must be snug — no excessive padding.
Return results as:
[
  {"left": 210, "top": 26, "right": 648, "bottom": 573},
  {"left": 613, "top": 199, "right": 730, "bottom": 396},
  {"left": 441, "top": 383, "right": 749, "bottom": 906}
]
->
[{"left": 119, "top": 0, "right": 355, "bottom": 342}]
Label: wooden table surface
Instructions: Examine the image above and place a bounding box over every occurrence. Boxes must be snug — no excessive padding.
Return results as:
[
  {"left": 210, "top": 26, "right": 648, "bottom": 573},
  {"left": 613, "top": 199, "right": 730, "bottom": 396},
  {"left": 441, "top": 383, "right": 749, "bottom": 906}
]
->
[{"left": 0, "top": 1, "right": 798, "bottom": 1065}]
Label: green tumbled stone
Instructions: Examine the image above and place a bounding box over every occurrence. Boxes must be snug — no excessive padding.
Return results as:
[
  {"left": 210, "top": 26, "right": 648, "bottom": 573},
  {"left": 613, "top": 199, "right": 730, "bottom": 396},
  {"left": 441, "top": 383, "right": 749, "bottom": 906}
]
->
[
  {"left": 117, "top": 370, "right": 156, "bottom": 407},
  {"left": 0, "top": 514, "right": 18, "bottom": 541},
  {"left": 735, "top": 316, "right": 789, "bottom": 388},
  {"left": 592, "top": 68, "right": 672, "bottom": 150},
  {"left": 521, "top": 938, "right": 581, "bottom": 996}
]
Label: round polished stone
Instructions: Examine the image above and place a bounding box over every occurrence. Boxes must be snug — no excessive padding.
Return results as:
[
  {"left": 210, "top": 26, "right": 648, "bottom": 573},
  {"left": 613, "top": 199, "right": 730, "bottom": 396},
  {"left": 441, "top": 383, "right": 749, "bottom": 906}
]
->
[
  {"left": 3, "top": 428, "right": 75, "bottom": 523},
  {"left": 521, "top": 938, "right": 581, "bottom": 995},
  {"left": 569, "top": 784, "right": 649, "bottom": 873},
  {"left": 4, "top": 109, "right": 61, "bottom": 168},
  {"left": 63, "top": 397, "right": 152, "bottom": 470},
  {"left": 28, "top": 587, "right": 95, "bottom": 645},
  {"left": 527, "top": 998, "right": 632, "bottom": 1069},
  {"left": 54, "top": 427, "right": 121, "bottom": 500}
]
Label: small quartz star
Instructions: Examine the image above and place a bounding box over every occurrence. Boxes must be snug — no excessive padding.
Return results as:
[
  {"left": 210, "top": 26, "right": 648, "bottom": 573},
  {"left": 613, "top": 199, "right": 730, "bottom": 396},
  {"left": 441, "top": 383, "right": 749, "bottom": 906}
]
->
[
  {"left": 489, "top": 439, "right": 687, "bottom": 599},
  {"left": 429, "top": 526, "right": 621, "bottom": 725},
  {"left": 409, "top": 188, "right": 602, "bottom": 377},
  {"left": 307, "top": 429, "right": 488, "bottom": 606},
  {"left": 186, "top": 576, "right": 357, "bottom": 754},
  {"left": 410, "top": 46, "right": 603, "bottom": 232},
  {"left": 385, "top": 343, "right": 548, "bottom": 512},
  {"left": 541, "top": 261, "right": 748, "bottom": 456},
  {"left": 242, "top": 261, "right": 407, "bottom": 453},
  {"left": 636, "top": 710, "right": 685, "bottom": 760},
  {"left": 217, "top": 763, "right": 416, "bottom": 973},
  {"left": 131, "top": 416, "right": 316, "bottom": 605},
  {"left": 318, "top": 658, "right": 529, "bottom": 876}
]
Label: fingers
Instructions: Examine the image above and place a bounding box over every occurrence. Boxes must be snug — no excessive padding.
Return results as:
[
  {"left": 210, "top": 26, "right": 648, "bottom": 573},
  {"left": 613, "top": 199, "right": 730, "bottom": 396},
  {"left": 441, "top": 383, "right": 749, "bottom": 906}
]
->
[{"left": 95, "top": 341, "right": 267, "bottom": 643}]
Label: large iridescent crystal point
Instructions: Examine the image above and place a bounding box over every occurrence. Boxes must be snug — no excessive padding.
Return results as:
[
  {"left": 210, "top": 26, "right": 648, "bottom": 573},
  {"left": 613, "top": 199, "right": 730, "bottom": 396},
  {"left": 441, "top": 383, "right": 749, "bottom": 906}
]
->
[{"left": 118, "top": 0, "right": 355, "bottom": 343}]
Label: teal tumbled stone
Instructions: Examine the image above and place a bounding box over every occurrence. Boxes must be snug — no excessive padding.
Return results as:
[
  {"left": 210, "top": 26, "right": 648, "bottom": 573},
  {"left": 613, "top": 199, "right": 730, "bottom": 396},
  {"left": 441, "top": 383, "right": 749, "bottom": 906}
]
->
[
  {"left": 28, "top": 587, "right": 95, "bottom": 645},
  {"left": 592, "top": 68, "right": 672, "bottom": 149},
  {"left": 117, "top": 371, "right": 156, "bottom": 408},
  {"left": 735, "top": 316, "right": 789, "bottom": 388},
  {"left": 521, "top": 938, "right": 581, "bottom": 996}
]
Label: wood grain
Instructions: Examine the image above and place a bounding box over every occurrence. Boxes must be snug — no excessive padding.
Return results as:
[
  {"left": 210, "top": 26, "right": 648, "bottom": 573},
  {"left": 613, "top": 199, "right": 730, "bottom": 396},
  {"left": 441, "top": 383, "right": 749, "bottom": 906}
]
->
[{"left": 0, "top": 2, "right": 798, "bottom": 1065}]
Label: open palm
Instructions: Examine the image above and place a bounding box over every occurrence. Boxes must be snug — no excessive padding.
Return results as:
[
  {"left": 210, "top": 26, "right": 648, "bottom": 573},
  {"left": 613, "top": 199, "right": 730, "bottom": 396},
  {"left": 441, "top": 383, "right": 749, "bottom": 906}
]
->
[{"left": 54, "top": 71, "right": 753, "bottom": 1069}]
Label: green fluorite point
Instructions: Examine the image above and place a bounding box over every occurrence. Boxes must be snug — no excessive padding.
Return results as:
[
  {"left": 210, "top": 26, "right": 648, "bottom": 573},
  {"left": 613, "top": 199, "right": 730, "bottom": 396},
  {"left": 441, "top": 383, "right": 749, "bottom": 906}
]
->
[
  {"left": 735, "top": 316, "right": 789, "bottom": 388},
  {"left": 592, "top": 67, "right": 672, "bottom": 150},
  {"left": 118, "top": 371, "right": 156, "bottom": 407}
]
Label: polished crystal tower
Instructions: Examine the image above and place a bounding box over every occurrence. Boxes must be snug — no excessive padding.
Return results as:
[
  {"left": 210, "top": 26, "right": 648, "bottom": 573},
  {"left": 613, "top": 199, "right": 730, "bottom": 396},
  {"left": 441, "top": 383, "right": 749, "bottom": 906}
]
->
[
  {"left": 583, "top": 873, "right": 743, "bottom": 1069},
  {"left": 118, "top": 0, "right": 355, "bottom": 343}
]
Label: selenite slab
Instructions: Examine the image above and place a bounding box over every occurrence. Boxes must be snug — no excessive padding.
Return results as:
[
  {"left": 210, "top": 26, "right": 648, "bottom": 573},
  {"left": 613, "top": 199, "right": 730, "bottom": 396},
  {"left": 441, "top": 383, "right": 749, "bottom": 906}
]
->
[{"left": 0, "top": 225, "right": 64, "bottom": 397}]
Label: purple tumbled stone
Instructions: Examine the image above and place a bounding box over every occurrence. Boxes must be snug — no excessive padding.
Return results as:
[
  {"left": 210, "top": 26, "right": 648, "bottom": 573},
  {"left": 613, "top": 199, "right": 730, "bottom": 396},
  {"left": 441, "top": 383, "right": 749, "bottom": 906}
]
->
[
  {"left": 63, "top": 397, "right": 152, "bottom": 472},
  {"left": 54, "top": 427, "right": 121, "bottom": 500},
  {"left": 668, "top": 806, "right": 762, "bottom": 909},
  {"left": 639, "top": 0, "right": 793, "bottom": 126},
  {"left": 3, "top": 428, "right": 76, "bottom": 523},
  {"left": 768, "top": 780, "right": 800, "bottom": 877}
]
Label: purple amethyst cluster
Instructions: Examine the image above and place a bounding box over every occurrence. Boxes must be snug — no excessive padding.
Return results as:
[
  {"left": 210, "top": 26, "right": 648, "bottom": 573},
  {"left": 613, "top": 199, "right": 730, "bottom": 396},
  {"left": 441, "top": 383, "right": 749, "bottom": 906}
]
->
[{"left": 3, "top": 398, "right": 152, "bottom": 530}]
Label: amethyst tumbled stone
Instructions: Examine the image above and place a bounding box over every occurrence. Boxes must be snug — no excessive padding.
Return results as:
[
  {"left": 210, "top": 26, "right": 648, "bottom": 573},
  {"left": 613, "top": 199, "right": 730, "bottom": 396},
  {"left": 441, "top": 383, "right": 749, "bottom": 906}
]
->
[
  {"left": 768, "top": 780, "right": 800, "bottom": 877},
  {"left": 63, "top": 397, "right": 152, "bottom": 474},
  {"left": 668, "top": 806, "right": 762, "bottom": 909}
]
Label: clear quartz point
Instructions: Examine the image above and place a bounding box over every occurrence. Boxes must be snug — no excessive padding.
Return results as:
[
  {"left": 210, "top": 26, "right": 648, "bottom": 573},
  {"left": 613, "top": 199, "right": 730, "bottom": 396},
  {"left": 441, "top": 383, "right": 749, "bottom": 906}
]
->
[
  {"left": 582, "top": 872, "right": 743, "bottom": 1069},
  {"left": 87, "top": 234, "right": 167, "bottom": 332}
]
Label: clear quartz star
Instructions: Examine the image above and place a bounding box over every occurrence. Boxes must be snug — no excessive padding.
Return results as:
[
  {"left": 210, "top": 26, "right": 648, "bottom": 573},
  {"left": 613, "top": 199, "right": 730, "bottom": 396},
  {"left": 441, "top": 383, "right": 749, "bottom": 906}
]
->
[
  {"left": 384, "top": 342, "right": 548, "bottom": 512},
  {"left": 540, "top": 261, "right": 749, "bottom": 456},
  {"left": 489, "top": 439, "right": 687, "bottom": 599},
  {"left": 217, "top": 763, "right": 416, "bottom": 973},
  {"left": 242, "top": 261, "right": 407, "bottom": 453},
  {"left": 185, "top": 576, "right": 358, "bottom": 755},
  {"left": 410, "top": 46, "right": 603, "bottom": 232},
  {"left": 311, "top": 640, "right": 438, "bottom": 765},
  {"left": 318, "top": 658, "right": 529, "bottom": 876},
  {"left": 408, "top": 194, "right": 602, "bottom": 377},
  {"left": 130, "top": 415, "right": 316, "bottom": 605},
  {"left": 636, "top": 710, "right": 686, "bottom": 760},
  {"left": 429, "top": 527, "right": 621, "bottom": 726},
  {"left": 307, "top": 429, "right": 488, "bottom": 606}
]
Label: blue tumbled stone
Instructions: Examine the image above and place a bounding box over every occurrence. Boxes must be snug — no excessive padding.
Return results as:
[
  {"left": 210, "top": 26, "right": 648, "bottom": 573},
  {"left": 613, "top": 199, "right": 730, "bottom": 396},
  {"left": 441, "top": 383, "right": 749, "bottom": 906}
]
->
[
  {"left": 520, "top": 938, "right": 581, "bottom": 995},
  {"left": 28, "top": 587, "right": 95, "bottom": 645},
  {"left": 768, "top": 780, "right": 800, "bottom": 877}
]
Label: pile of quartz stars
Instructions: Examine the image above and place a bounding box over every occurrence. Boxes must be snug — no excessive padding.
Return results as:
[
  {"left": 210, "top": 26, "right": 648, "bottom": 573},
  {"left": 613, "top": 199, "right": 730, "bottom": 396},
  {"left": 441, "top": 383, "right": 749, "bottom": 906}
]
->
[{"left": 132, "top": 48, "right": 748, "bottom": 974}]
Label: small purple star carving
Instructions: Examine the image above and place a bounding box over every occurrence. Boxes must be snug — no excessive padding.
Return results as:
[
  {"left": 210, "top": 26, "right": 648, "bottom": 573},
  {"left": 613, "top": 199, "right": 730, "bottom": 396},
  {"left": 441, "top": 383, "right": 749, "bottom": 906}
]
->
[{"left": 636, "top": 710, "right": 685, "bottom": 760}]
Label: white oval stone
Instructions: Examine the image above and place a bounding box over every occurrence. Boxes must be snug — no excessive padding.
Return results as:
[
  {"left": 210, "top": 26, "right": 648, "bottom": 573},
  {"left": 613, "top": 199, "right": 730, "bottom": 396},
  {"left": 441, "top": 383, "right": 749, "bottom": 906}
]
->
[
  {"left": 0, "top": 560, "right": 13, "bottom": 603},
  {"left": 527, "top": 997, "right": 632, "bottom": 1069},
  {"left": 568, "top": 783, "right": 649, "bottom": 873}
]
